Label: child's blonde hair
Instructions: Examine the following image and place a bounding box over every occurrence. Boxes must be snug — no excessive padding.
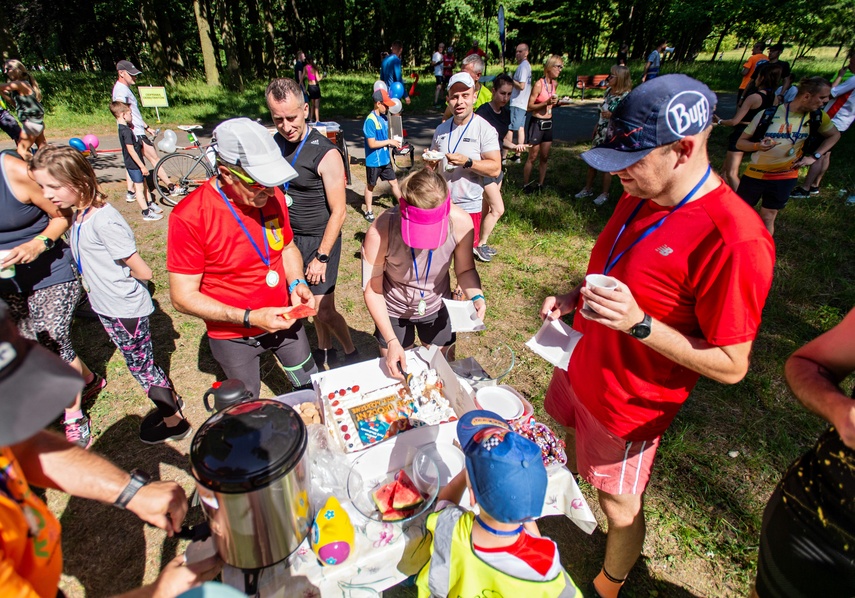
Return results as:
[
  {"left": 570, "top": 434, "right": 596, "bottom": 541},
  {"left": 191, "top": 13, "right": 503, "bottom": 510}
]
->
[
  {"left": 400, "top": 168, "right": 448, "bottom": 209},
  {"left": 30, "top": 145, "right": 107, "bottom": 209},
  {"left": 109, "top": 100, "right": 131, "bottom": 119},
  {"left": 4, "top": 60, "right": 42, "bottom": 101}
]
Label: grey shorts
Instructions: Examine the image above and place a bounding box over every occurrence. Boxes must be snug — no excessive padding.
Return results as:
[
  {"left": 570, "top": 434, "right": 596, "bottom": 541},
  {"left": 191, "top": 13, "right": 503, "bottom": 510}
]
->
[
  {"left": 482, "top": 170, "right": 505, "bottom": 186},
  {"left": 374, "top": 304, "right": 456, "bottom": 349},
  {"left": 293, "top": 234, "right": 342, "bottom": 295},
  {"left": 21, "top": 120, "right": 44, "bottom": 137},
  {"left": 509, "top": 106, "right": 527, "bottom": 131}
]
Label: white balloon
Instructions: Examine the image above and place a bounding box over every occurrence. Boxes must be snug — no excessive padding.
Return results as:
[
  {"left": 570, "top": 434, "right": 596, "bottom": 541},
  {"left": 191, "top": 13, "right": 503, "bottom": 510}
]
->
[
  {"left": 159, "top": 141, "right": 176, "bottom": 154},
  {"left": 163, "top": 129, "right": 178, "bottom": 143},
  {"left": 373, "top": 80, "right": 388, "bottom": 92},
  {"left": 389, "top": 98, "right": 403, "bottom": 114},
  {"left": 157, "top": 139, "right": 169, "bottom": 152}
]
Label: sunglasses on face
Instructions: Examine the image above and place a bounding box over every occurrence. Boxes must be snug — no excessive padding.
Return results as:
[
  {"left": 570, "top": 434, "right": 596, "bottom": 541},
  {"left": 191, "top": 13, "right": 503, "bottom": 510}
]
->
[
  {"left": 554, "top": 65, "right": 564, "bottom": 70},
  {"left": 228, "top": 167, "right": 265, "bottom": 189}
]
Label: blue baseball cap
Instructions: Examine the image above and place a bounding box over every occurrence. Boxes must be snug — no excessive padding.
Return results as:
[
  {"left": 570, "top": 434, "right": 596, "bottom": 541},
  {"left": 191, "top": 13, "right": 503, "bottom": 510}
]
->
[
  {"left": 457, "top": 410, "right": 547, "bottom": 523},
  {"left": 581, "top": 74, "right": 717, "bottom": 172}
]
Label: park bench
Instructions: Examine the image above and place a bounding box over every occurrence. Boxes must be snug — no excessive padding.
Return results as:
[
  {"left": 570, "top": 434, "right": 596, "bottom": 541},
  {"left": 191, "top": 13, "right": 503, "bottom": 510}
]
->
[{"left": 573, "top": 74, "right": 610, "bottom": 99}]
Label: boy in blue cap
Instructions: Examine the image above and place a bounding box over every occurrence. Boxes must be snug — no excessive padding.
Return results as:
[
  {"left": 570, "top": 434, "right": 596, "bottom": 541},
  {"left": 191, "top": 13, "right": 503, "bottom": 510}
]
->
[{"left": 416, "top": 410, "right": 580, "bottom": 597}]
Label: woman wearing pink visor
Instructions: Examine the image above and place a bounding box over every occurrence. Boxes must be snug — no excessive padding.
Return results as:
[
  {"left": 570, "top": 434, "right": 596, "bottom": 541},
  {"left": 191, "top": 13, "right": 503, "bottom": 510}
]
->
[{"left": 362, "top": 168, "right": 486, "bottom": 378}]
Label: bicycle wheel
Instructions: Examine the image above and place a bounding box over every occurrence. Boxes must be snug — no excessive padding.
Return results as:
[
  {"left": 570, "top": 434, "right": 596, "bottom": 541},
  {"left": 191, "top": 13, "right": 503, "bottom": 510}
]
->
[{"left": 154, "top": 152, "right": 214, "bottom": 207}]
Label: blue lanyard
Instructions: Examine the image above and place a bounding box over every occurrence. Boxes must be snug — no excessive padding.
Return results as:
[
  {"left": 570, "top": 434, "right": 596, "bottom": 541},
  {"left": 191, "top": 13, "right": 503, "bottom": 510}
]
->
[
  {"left": 784, "top": 102, "right": 806, "bottom": 146},
  {"left": 72, "top": 207, "right": 91, "bottom": 277},
  {"left": 283, "top": 130, "right": 310, "bottom": 193},
  {"left": 603, "top": 165, "right": 711, "bottom": 276},
  {"left": 215, "top": 180, "right": 270, "bottom": 268},
  {"left": 448, "top": 116, "right": 474, "bottom": 154},
  {"left": 411, "top": 248, "right": 433, "bottom": 301}
]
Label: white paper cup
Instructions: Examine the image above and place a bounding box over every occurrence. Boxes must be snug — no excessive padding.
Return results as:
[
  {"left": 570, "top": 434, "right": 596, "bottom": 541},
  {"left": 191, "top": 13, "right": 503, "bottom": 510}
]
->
[
  {"left": 0, "top": 250, "right": 15, "bottom": 279},
  {"left": 393, "top": 135, "right": 403, "bottom": 143},
  {"left": 583, "top": 274, "right": 618, "bottom": 311}
]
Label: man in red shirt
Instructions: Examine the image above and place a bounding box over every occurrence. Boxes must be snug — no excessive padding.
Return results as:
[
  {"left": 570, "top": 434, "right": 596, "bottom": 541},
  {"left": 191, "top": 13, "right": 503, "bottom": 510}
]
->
[
  {"left": 168, "top": 118, "right": 318, "bottom": 399},
  {"left": 539, "top": 75, "right": 775, "bottom": 598}
]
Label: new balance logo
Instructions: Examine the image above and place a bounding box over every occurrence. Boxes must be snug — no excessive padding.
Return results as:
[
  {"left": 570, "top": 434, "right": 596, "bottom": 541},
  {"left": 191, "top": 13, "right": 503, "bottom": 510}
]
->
[{"left": 656, "top": 244, "right": 673, "bottom": 256}]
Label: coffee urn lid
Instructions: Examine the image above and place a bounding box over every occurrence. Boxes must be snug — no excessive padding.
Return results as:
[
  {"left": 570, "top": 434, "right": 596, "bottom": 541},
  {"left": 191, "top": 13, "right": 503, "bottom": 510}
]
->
[{"left": 190, "top": 399, "right": 307, "bottom": 493}]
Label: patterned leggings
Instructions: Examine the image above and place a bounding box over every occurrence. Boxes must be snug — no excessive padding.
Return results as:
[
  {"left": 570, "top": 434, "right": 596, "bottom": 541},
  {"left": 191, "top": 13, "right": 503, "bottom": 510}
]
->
[{"left": 0, "top": 279, "right": 81, "bottom": 363}]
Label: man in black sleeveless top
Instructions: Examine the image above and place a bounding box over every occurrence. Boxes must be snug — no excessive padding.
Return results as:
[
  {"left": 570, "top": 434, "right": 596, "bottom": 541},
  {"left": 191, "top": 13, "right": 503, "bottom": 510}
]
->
[{"left": 266, "top": 78, "right": 359, "bottom": 368}]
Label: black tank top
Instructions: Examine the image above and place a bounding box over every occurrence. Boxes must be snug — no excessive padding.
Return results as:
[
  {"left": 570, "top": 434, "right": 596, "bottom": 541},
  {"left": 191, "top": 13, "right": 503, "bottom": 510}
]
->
[
  {"left": 0, "top": 152, "right": 75, "bottom": 293},
  {"left": 742, "top": 89, "right": 775, "bottom": 125},
  {"left": 273, "top": 127, "right": 338, "bottom": 237}
]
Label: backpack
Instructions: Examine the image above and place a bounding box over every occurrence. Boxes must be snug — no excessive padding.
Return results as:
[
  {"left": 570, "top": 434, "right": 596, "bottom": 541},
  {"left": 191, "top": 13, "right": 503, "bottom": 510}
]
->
[{"left": 749, "top": 105, "right": 825, "bottom": 154}]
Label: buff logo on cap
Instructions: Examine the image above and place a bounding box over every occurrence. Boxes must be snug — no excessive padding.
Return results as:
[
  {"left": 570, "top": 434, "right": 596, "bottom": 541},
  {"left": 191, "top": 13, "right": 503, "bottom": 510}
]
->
[{"left": 666, "top": 91, "right": 710, "bottom": 137}]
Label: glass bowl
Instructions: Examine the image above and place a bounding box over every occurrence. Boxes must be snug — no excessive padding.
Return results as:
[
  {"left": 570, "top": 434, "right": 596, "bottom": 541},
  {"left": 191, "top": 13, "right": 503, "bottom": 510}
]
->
[
  {"left": 449, "top": 342, "right": 515, "bottom": 390},
  {"left": 346, "top": 448, "right": 439, "bottom": 523}
]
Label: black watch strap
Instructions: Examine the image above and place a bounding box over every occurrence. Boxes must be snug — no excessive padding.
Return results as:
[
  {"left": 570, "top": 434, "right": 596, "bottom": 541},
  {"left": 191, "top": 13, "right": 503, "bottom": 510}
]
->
[
  {"left": 628, "top": 313, "right": 653, "bottom": 340},
  {"left": 463, "top": 158, "right": 473, "bottom": 169},
  {"left": 316, "top": 252, "right": 330, "bottom": 263},
  {"left": 114, "top": 469, "right": 151, "bottom": 509}
]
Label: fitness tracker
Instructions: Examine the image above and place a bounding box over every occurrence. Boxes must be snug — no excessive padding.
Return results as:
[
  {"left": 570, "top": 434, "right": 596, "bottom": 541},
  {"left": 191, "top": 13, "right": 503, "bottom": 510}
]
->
[
  {"left": 316, "top": 252, "right": 330, "bottom": 264},
  {"left": 628, "top": 313, "right": 653, "bottom": 340},
  {"left": 288, "top": 279, "right": 308, "bottom": 293},
  {"left": 114, "top": 469, "right": 151, "bottom": 509},
  {"left": 463, "top": 158, "right": 473, "bottom": 169},
  {"left": 35, "top": 235, "right": 54, "bottom": 250}
]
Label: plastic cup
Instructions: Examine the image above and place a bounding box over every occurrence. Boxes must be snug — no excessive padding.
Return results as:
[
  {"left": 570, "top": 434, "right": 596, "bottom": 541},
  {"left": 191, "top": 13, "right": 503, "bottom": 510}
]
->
[
  {"left": 0, "top": 250, "right": 15, "bottom": 279},
  {"left": 583, "top": 274, "right": 618, "bottom": 312}
]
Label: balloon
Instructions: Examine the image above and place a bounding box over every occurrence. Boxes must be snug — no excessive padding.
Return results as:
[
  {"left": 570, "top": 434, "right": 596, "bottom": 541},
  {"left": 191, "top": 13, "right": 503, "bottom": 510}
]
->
[
  {"left": 82, "top": 134, "right": 99, "bottom": 150},
  {"left": 389, "top": 98, "right": 403, "bottom": 115},
  {"left": 373, "top": 80, "right": 388, "bottom": 92},
  {"left": 69, "top": 138, "right": 86, "bottom": 152},
  {"left": 157, "top": 139, "right": 176, "bottom": 153},
  {"left": 389, "top": 82, "right": 405, "bottom": 99},
  {"left": 163, "top": 129, "right": 177, "bottom": 144}
]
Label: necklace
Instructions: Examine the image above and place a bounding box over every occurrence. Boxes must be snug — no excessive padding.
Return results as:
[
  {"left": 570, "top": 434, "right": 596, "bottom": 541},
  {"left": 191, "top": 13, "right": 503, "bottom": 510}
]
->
[
  {"left": 411, "top": 248, "right": 433, "bottom": 316},
  {"left": 73, "top": 207, "right": 92, "bottom": 292},
  {"left": 784, "top": 102, "right": 807, "bottom": 157},
  {"left": 282, "top": 129, "right": 310, "bottom": 206},
  {"left": 475, "top": 515, "right": 523, "bottom": 536},
  {"left": 445, "top": 115, "right": 474, "bottom": 171}
]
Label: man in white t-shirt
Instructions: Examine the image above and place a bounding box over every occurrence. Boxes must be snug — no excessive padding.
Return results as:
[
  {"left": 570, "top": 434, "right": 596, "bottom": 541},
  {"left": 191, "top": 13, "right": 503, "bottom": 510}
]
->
[
  {"left": 111, "top": 60, "right": 173, "bottom": 201},
  {"left": 509, "top": 43, "right": 532, "bottom": 145},
  {"left": 791, "top": 52, "right": 855, "bottom": 198},
  {"left": 426, "top": 72, "right": 501, "bottom": 250},
  {"left": 432, "top": 43, "right": 446, "bottom": 107}
]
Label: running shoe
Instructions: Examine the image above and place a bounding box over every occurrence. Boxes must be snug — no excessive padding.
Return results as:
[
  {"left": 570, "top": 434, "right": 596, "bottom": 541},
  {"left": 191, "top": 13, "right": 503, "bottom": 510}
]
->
[
  {"left": 142, "top": 209, "right": 163, "bottom": 221},
  {"left": 147, "top": 202, "right": 164, "bottom": 214},
  {"left": 81, "top": 373, "right": 106, "bottom": 406},
  {"left": 169, "top": 184, "right": 181, "bottom": 197},
  {"left": 64, "top": 415, "right": 92, "bottom": 449},
  {"left": 473, "top": 245, "right": 493, "bottom": 262},
  {"left": 809, "top": 186, "right": 820, "bottom": 196},
  {"left": 126, "top": 191, "right": 137, "bottom": 203},
  {"left": 593, "top": 193, "right": 609, "bottom": 206},
  {"left": 139, "top": 415, "right": 192, "bottom": 444},
  {"left": 364, "top": 211, "right": 375, "bottom": 222},
  {"left": 789, "top": 187, "right": 810, "bottom": 198},
  {"left": 575, "top": 188, "right": 594, "bottom": 199},
  {"left": 523, "top": 183, "right": 541, "bottom": 195},
  {"left": 480, "top": 244, "right": 498, "bottom": 256}
]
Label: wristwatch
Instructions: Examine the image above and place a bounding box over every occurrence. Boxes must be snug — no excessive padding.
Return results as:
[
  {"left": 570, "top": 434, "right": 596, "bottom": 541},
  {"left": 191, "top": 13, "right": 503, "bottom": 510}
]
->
[
  {"left": 35, "top": 235, "right": 54, "bottom": 250},
  {"left": 114, "top": 469, "right": 151, "bottom": 509},
  {"left": 316, "top": 252, "right": 330, "bottom": 264},
  {"left": 628, "top": 313, "right": 653, "bottom": 340},
  {"left": 813, "top": 152, "right": 822, "bottom": 160},
  {"left": 463, "top": 158, "right": 473, "bottom": 169}
]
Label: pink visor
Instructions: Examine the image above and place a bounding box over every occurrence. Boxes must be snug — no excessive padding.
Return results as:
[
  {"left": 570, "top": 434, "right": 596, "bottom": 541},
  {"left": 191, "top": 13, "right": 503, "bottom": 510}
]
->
[{"left": 400, "top": 194, "right": 451, "bottom": 250}]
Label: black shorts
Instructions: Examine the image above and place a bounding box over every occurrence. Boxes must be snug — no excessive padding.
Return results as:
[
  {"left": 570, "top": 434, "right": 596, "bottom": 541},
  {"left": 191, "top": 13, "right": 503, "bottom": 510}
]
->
[
  {"left": 435, "top": 75, "right": 444, "bottom": 86},
  {"left": 527, "top": 117, "right": 554, "bottom": 146},
  {"left": 366, "top": 163, "right": 397, "bottom": 187},
  {"left": 755, "top": 485, "right": 855, "bottom": 597},
  {"left": 727, "top": 124, "right": 748, "bottom": 152},
  {"left": 737, "top": 176, "right": 797, "bottom": 211},
  {"left": 0, "top": 109, "right": 21, "bottom": 142},
  {"left": 293, "top": 234, "right": 341, "bottom": 295},
  {"left": 137, "top": 134, "right": 154, "bottom": 147},
  {"left": 307, "top": 84, "right": 321, "bottom": 100},
  {"left": 374, "top": 305, "right": 456, "bottom": 349}
]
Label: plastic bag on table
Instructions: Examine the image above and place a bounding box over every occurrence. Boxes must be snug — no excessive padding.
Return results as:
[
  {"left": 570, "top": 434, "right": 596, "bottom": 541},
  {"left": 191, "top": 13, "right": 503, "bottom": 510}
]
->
[{"left": 306, "top": 423, "right": 351, "bottom": 509}]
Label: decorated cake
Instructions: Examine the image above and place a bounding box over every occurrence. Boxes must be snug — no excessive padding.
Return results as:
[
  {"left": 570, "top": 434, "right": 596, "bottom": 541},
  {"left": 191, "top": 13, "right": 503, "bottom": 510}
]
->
[{"left": 320, "top": 369, "right": 457, "bottom": 452}]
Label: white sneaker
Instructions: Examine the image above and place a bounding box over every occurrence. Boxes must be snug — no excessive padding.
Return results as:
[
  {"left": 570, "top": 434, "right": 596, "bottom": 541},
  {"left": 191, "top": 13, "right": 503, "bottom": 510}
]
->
[
  {"left": 126, "top": 191, "right": 137, "bottom": 203},
  {"left": 593, "top": 193, "right": 609, "bottom": 206},
  {"left": 147, "top": 202, "right": 164, "bottom": 214},
  {"left": 575, "top": 188, "right": 593, "bottom": 199},
  {"left": 142, "top": 209, "right": 163, "bottom": 221}
]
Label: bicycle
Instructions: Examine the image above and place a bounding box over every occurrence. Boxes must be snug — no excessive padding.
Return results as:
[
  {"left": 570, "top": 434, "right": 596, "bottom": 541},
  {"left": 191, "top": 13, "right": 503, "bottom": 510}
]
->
[{"left": 153, "top": 125, "right": 217, "bottom": 207}]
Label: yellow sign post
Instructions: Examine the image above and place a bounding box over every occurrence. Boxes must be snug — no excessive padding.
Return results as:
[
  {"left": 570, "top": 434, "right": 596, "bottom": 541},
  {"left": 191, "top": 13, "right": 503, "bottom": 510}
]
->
[{"left": 138, "top": 86, "right": 169, "bottom": 123}]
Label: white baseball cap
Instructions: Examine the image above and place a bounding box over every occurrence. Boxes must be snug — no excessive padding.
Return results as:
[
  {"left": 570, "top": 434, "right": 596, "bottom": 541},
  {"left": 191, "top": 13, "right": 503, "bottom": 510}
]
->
[
  {"left": 447, "top": 72, "right": 475, "bottom": 90},
  {"left": 213, "top": 118, "right": 298, "bottom": 188}
]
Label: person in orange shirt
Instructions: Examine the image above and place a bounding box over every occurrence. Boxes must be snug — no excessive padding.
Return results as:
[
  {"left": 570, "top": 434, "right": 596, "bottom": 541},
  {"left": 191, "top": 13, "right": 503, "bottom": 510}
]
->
[
  {"left": 737, "top": 42, "right": 767, "bottom": 106},
  {"left": 0, "top": 299, "right": 221, "bottom": 597}
]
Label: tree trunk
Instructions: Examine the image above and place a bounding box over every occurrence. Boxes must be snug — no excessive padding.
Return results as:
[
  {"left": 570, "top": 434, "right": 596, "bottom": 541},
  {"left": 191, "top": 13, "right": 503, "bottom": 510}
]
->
[
  {"left": 710, "top": 22, "right": 731, "bottom": 63},
  {"left": 194, "top": 0, "right": 220, "bottom": 85},
  {"left": 246, "top": 0, "right": 265, "bottom": 77},
  {"left": 139, "top": 0, "right": 173, "bottom": 84},
  {"left": 229, "top": 0, "right": 252, "bottom": 79},
  {"left": 0, "top": 21, "right": 21, "bottom": 61},
  {"left": 260, "top": 0, "right": 277, "bottom": 76},
  {"left": 217, "top": 0, "right": 243, "bottom": 89}
]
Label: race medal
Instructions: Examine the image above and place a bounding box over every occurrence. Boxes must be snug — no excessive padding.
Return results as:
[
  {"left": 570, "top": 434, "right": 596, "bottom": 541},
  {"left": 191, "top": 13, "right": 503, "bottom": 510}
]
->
[
  {"left": 787, "top": 147, "right": 795, "bottom": 157},
  {"left": 418, "top": 299, "right": 427, "bottom": 316},
  {"left": 285, "top": 193, "right": 294, "bottom": 207},
  {"left": 265, "top": 270, "right": 280, "bottom": 288},
  {"left": 81, "top": 276, "right": 91, "bottom": 293}
]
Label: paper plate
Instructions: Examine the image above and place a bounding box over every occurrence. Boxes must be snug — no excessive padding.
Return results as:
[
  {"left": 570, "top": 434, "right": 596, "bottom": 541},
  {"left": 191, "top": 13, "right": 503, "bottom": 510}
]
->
[{"left": 475, "top": 386, "right": 524, "bottom": 420}]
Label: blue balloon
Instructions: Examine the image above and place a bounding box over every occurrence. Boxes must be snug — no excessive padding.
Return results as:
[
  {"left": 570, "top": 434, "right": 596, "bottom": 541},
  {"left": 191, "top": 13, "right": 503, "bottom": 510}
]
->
[
  {"left": 69, "top": 138, "right": 86, "bottom": 152},
  {"left": 389, "top": 82, "right": 405, "bottom": 99}
]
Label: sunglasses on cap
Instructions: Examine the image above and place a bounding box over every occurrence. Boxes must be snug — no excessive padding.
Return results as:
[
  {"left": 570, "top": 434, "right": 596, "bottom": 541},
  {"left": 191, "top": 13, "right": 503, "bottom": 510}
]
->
[{"left": 227, "top": 167, "right": 265, "bottom": 189}]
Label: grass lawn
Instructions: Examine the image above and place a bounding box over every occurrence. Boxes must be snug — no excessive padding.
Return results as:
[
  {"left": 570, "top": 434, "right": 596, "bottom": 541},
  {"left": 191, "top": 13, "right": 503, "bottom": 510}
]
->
[{"left": 41, "top": 48, "right": 855, "bottom": 597}]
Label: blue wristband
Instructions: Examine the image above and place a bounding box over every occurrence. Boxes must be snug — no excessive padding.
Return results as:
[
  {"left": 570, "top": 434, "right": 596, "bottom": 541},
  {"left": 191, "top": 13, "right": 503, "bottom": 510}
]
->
[
  {"left": 288, "top": 279, "right": 308, "bottom": 293},
  {"left": 471, "top": 294, "right": 485, "bottom": 303}
]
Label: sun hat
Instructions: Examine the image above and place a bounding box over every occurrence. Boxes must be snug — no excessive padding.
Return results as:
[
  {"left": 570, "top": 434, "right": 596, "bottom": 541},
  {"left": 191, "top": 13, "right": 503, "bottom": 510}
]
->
[
  {"left": 580, "top": 74, "right": 717, "bottom": 172},
  {"left": 213, "top": 118, "right": 298, "bottom": 188},
  {"left": 0, "top": 300, "right": 84, "bottom": 446},
  {"left": 116, "top": 60, "right": 142, "bottom": 75},
  {"left": 456, "top": 410, "right": 547, "bottom": 523},
  {"left": 447, "top": 72, "right": 475, "bottom": 90},
  {"left": 373, "top": 89, "right": 396, "bottom": 107},
  {"left": 399, "top": 194, "right": 451, "bottom": 250}
]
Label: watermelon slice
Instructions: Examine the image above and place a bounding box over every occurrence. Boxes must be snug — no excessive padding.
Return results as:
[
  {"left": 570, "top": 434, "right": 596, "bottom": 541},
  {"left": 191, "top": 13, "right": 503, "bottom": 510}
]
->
[
  {"left": 381, "top": 507, "right": 417, "bottom": 522},
  {"left": 371, "top": 480, "right": 397, "bottom": 513},
  {"left": 392, "top": 470, "right": 424, "bottom": 510}
]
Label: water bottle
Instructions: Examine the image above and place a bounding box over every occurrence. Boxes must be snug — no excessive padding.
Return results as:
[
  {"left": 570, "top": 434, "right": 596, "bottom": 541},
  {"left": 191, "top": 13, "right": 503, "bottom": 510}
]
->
[{"left": 203, "top": 379, "right": 253, "bottom": 412}]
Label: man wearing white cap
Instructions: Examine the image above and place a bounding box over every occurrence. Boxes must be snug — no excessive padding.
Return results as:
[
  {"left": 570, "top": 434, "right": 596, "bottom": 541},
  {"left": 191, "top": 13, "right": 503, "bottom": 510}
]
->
[
  {"left": 167, "top": 117, "right": 318, "bottom": 399},
  {"left": 426, "top": 72, "right": 501, "bottom": 254}
]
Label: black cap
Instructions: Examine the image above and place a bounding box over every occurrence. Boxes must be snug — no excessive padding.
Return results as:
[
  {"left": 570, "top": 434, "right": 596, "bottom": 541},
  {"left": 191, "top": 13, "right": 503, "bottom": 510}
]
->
[{"left": 116, "top": 60, "right": 142, "bottom": 75}]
